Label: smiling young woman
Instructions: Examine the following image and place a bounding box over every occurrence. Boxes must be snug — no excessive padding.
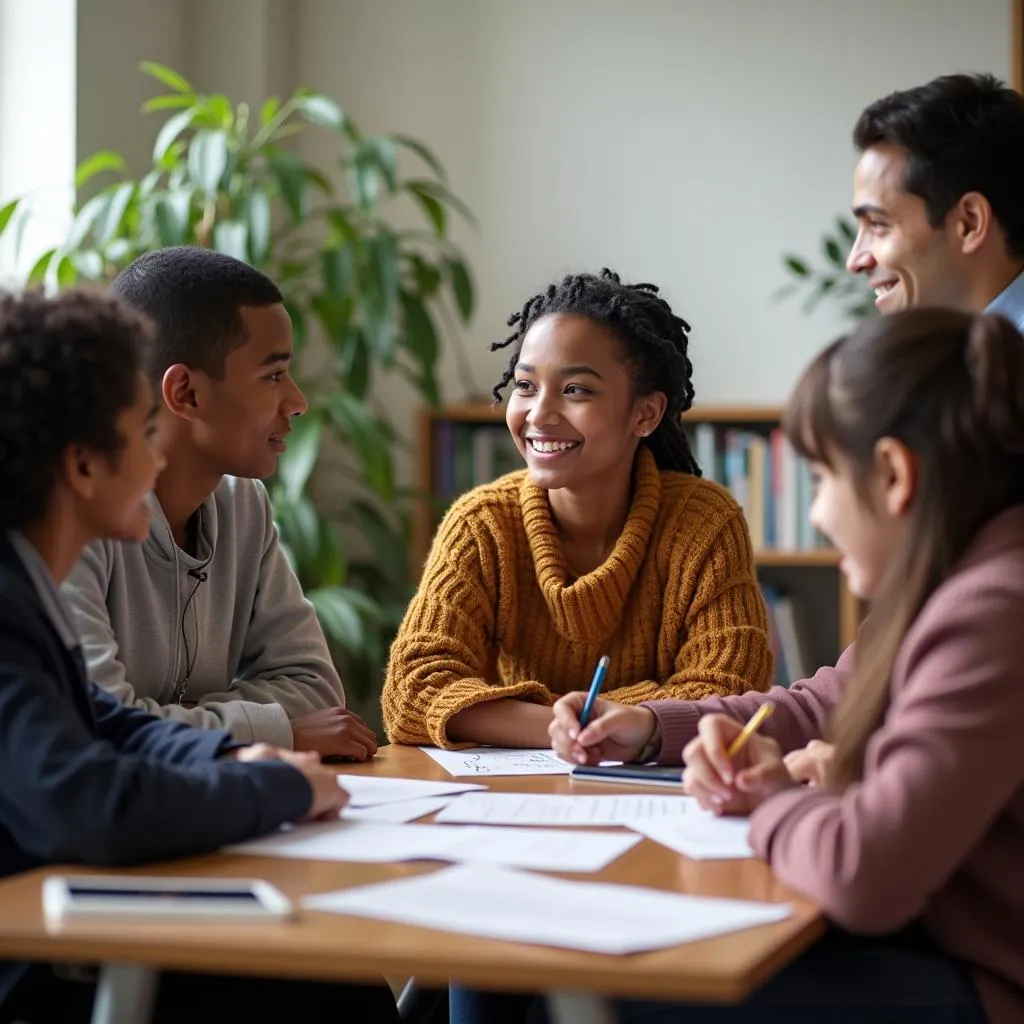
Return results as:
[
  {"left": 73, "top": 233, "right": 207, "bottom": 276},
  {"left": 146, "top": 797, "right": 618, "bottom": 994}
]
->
[{"left": 382, "top": 268, "right": 773, "bottom": 751}]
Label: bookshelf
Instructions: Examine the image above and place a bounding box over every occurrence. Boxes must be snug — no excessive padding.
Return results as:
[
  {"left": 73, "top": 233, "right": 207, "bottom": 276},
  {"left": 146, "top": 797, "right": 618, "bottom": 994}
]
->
[{"left": 414, "top": 403, "right": 863, "bottom": 676}]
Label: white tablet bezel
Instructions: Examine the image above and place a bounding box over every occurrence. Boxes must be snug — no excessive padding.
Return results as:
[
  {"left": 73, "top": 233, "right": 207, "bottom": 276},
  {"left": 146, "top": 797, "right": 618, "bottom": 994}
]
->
[{"left": 42, "top": 875, "right": 294, "bottom": 922}]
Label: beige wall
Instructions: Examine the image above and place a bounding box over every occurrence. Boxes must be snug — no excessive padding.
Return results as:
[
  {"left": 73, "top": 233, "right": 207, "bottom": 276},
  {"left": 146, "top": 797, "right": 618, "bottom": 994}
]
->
[
  {"left": 291, "top": 0, "right": 1011, "bottom": 422},
  {"left": 10, "top": 0, "right": 1013, "bottom": 413}
]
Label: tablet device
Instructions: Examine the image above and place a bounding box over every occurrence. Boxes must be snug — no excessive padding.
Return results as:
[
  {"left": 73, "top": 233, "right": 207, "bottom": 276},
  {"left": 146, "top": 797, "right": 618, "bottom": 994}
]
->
[
  {"left": 42, "top": 875, "right": 294, "bottom": 923},
  {"left": 569, "top": 763, "right": 685, "bottom": 788}
]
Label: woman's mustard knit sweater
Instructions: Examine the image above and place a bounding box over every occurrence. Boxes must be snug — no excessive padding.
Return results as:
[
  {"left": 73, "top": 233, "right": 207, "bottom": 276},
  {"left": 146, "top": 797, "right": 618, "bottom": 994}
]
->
[{"left": 383, "top": 448, "right": 773, "bottom": 747}]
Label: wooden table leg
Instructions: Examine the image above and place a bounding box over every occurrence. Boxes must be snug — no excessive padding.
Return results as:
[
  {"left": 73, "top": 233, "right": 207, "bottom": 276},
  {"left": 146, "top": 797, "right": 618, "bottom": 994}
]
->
[
  {"left": 91, "top": 964, "right": 157, "bottom": 1024},
  {"left": 546, "top": 990, "right": 617, "bottom": 1024}
]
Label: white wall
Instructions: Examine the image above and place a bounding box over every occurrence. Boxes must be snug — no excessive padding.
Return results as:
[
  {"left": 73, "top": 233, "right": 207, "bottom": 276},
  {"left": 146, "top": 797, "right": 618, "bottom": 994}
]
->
[
  {"left": 292, "top": 0, "right": 1011, "bottom": 416},
  {"left": 0, "top": 0, "right": 77, "bottom": 282}
]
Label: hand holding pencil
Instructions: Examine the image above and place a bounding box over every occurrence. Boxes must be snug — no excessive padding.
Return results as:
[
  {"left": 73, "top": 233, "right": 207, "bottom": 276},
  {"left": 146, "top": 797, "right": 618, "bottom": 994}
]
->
[{"left": 682, "top": 703, "right": 795, "bottom": 815}]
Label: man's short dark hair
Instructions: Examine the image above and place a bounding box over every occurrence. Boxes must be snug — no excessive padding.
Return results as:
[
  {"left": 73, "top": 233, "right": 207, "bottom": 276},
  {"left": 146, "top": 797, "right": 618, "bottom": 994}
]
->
[
  {"left": 0, "top": 290, "right": 153, "bottom": 532},
  {"left": 109, "top": 246, "right": 283, "bottom": 383},
  {"left": 853, "top": 73, "right": 1024, "bottom": 259}
]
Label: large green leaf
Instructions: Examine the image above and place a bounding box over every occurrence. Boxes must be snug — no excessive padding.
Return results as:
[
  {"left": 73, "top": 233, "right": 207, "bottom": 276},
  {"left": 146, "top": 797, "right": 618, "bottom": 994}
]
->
[
  {"left": 307, "top": 587, "right": 365, "bottom": 652},
  {"left": 27, "top": 249, "right": 56, "bottom": 286},
  {"left": 389, "top": 134, "right": 447, "bottom": 182},
  {"left": 245, "top": 191, "right": 271, "bottom": 266},
  {"left": 409, "top": 188, "right": 445, "bottom": 236},
  {"left": 153, "top": 189, "right": 193, "bottom": 247},
  {"left": 324, "top": 392, "right": 394, "bottom": 500},
  {"left": 95, "top": 182, "right": 135, "bottom": 247},
  {"left": 267, "top": 149, "right": 309, "bottom": 224},
  {"left": 399, "top": 288, "right": 439, "bottom": 365},
  {"left": 188, "top": 130, "right": 229, "bottom": 197},
  {"left": 212, "top": 219, "right": 248, "bottom": 262},
  {"left": 296, "top": 92, "right": 346, "bottom": 130},
  {"left": 153, "top": 108, "right": 197, "bottom": 164},
  {"left": 402, "top": 177, "right": 476, "bottom": 227},
  {"left": 260, "top": 96, "right": 280, "bottom": 126},
  {"left": 75, "top": 151, "right": 126, "bottom": 190},
  {"left": 272, "top": 488, "right": 321, "bottom": 582},
  {"left": 321, "top": 245, "right": 353, "bottom": 301},
  {"left": 139, "top": 61, "right": 195, "bottom": 94},
  {"left": 445, "top": 256, "right": 474, "bottom": 322},
  {"left": 142, "top": 94, "right": 195, "bottom": 113},
  {"left": 276, "top": 407, "right": 325, "bottom": 503},
  {"left": 363, "top": 231, "right": 399, "bottom": 361},
  {"left": 0, "top": 199, "right": 19, "bottom": 241}
]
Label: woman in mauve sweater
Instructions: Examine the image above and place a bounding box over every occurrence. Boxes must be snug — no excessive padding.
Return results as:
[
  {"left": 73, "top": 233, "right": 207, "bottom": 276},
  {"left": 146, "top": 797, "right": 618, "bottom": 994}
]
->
[
  {"left": 382, "top": 270, "right": 773, "bottom": 751},
  {"left": 541, "top": 309, "right": 1024, "bottom": 1023}
]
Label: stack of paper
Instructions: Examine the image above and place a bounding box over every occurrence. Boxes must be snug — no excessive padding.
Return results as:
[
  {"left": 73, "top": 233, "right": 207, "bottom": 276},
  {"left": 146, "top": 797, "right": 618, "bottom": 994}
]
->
[
  {"left": 419, "top": 746, "right": 571, "bottom": 777},
  {"left": 434, "top": 792, "right": 699, "bottom": 826},
  {"left": 304, "top": 863, "right": 791, "bottom": 954},
  {"left": 225, "top": 819, "right": 642, "bottom": 872}
]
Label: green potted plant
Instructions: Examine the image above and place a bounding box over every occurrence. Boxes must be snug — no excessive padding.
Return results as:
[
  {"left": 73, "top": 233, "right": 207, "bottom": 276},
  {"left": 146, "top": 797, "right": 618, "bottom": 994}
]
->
[
  {"left": 0, "top": 61, "right": 477, "bottom": 703},
  {"left": 775, "top": 215, "right": 875, "bottom": 321}
]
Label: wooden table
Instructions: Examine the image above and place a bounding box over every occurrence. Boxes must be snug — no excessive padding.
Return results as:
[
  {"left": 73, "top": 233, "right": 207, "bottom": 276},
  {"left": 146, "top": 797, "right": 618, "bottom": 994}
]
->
[{"left": 0, "top": 745, "right": 824, "bottom": 1024}]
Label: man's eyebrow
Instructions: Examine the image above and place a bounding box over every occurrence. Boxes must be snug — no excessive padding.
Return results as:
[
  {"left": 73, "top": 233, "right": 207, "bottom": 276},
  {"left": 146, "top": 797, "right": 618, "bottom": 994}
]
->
[
  {"left": 259, "top": 351, "right": 293, "bottom": 366},
  {"left": 852, "top": 203, "right": 887, "bottom": 219}
]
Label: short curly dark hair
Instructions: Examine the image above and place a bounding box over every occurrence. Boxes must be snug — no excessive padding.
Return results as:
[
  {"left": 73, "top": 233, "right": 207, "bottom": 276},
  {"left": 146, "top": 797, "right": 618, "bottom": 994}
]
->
[{"left": 0, "top": 289, "right": 153, "bottom": 532}]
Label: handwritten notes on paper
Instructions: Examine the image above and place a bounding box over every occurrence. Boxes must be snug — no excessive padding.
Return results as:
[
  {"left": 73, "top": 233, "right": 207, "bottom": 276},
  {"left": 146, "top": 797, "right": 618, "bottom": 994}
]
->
[{"left": 420, "top": 746, "right": 571, "bottom": 777}]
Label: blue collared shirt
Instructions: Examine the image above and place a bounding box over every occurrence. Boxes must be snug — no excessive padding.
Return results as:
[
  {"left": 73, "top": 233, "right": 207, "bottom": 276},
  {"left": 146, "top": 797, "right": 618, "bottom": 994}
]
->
[{"left": 985, "top": 269, "right": 1024, "bottom": 332}]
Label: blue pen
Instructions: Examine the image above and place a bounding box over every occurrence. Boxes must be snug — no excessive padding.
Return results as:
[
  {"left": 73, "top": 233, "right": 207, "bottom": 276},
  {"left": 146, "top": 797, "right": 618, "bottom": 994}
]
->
[{"left": 578, "top": 655, "right": 611, "bottom": 728}]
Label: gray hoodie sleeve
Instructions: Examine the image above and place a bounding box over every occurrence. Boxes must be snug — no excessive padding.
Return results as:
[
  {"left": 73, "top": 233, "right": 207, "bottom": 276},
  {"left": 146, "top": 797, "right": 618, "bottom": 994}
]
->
[
  {"left": 196, "top": 486, "right": 347, "bottom": 735},
  {"left": 63, "top": 542, "right": 295, "bottom": 745}
]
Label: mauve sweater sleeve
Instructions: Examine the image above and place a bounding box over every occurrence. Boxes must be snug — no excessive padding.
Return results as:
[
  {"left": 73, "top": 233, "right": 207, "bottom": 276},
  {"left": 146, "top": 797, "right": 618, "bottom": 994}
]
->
[
  {"left": 748, "top": 584, "right": 1024, "bottom": 933},
  {"left": 644, "top": 643, "right": 856, "bottom": 764}
]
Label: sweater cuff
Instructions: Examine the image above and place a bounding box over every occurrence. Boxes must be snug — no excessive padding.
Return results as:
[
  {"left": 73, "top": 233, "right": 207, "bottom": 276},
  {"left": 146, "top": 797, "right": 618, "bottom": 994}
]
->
[
  {"left": 235, "top": 701, "right": 294, "bottom": 749},
  {"left": 643, "top": 700, "right": 703, "bottom": 765},
  {"left": 747, "top": 785, "right": 817, "bottom": 858}
]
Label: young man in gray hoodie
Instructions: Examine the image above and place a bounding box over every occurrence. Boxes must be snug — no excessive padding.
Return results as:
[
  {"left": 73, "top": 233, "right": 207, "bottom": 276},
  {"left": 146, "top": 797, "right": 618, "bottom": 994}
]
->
[{"left": 62, "top": 246, "right": 378, "bottom": 759}]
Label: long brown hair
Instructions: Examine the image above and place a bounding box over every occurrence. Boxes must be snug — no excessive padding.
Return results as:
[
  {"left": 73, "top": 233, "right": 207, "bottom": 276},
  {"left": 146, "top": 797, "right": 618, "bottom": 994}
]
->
[{"left": 783, "top": 308, "right": 1024, "bottom": 788}]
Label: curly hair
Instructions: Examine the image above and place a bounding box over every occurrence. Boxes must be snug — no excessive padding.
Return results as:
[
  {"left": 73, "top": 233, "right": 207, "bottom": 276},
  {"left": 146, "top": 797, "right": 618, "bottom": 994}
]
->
[
  {"left": 0, "top": 289, "right": 153, "bottom": 531},
  {"left": 492, "top": 268, "right": 700, "bottom": 474},
  {"left": 110, "top": 246, "right": 282, "bottom": 382}
]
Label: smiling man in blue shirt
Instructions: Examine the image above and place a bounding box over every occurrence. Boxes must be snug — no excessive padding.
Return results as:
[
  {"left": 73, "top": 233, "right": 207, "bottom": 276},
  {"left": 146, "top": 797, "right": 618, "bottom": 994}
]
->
[{"left": 845, "top": 73, "right": 1024, "bottom": 331}]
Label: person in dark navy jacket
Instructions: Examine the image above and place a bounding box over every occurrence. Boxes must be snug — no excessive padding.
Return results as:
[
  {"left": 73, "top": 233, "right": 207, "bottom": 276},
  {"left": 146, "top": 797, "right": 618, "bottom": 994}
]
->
[{"left": 0, "top": 290, "right": 399, "bottom": 1023}]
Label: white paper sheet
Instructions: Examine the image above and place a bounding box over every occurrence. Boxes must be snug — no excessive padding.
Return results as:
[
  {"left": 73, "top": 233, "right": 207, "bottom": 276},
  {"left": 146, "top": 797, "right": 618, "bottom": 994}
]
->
[
  {"left": 303, "top": 863, "right": 792, "bottom": 954},
  {"left": 626, "top": 814, "right": 755, "bottom": 861},
  {"left": 225, "top": 819, "right": 641, "bottom": 873},
  {"left": 342, "top": 796, "right": 453, "bottom": 824},
  {"left": 419, "top": 746, "right": 571, "bottom": 777},
  {"left": 334, "top": 774, "right": 486, "bottom": 807},
  {"left": 434, "top": 792, "right": 699, "bottom": 826}
]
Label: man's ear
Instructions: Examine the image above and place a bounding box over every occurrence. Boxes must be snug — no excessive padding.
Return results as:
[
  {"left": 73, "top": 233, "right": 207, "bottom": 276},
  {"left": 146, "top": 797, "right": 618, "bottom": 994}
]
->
[
  {"left": 952, "top": 191, "right": 994, "bottom": 256},
  {"left": 161, "top": 364, "right": 205, "bottom": 421},
  {"left": 634, "top": 391, "right": 668, "bottom": 439},
  {"left": 60, "top": 444, "right": 98, "bottom": 502}
]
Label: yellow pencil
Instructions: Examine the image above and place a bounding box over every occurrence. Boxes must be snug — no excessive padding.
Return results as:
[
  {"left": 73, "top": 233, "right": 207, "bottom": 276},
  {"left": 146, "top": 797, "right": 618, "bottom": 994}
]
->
[{"left": 725, "top": 701, "right": 776, "bottom": 759}]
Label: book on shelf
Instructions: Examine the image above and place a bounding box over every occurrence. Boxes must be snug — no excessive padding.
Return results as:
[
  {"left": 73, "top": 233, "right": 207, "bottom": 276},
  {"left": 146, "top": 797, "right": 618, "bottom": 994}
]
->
[
  {"left": 433, "top": 421, "right": 521, "bottom": 507},
  {"left": 762, "top": 585, "right": 813, "bottom": 687},
  {"left": 689, "top": 422, "right": 828, "bottom": 552}
]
